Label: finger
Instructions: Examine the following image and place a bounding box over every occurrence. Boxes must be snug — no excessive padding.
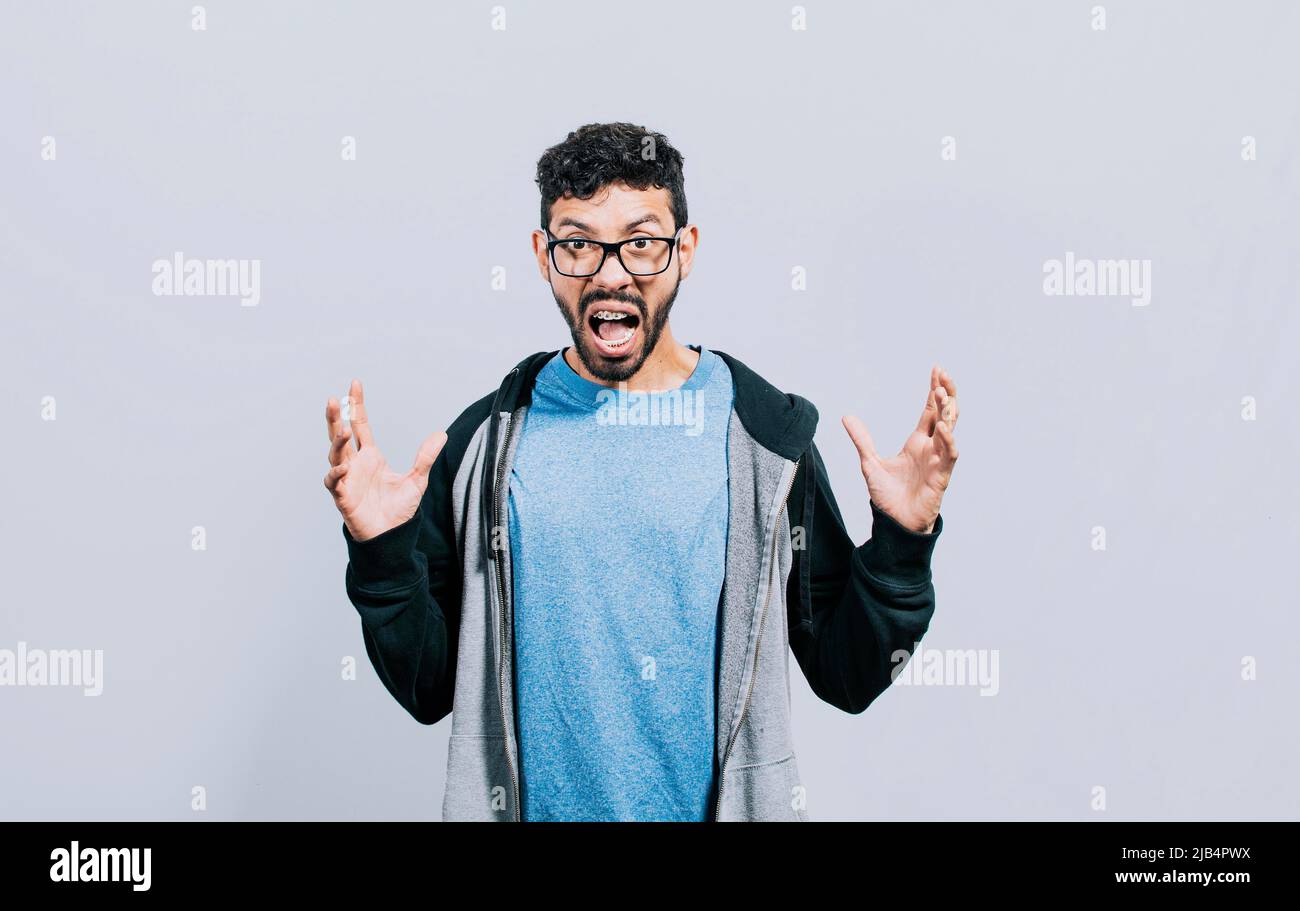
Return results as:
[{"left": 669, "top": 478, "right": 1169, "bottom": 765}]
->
[
  {"left": 935, "top": 384, "right": 958, "bottom": 434},
  {"left": 409, "top": 431, "right": 449, "bottom": 481},
  {"left": 937, "top": 368, "right": 959, "bottom": 432},
  {"left": 326, "top": 397, "right": 343, "bottom": 444},
  {"left": 842, "top": 415, "right": 883, "bottom": 474},
  {"left": 329, "top": 424, "right": 352, "bottom": 467},
  {"left": 938, "top": 367, "right": 957, "bottom": 399},
  {"left": 914, "top": 376, "right": 940, "bottom": 436},
  {"left": 323, "top": 462, "right": 349, "bottom": 492},
  {"left": 934, "top": 419, "right": 959, "bottom": 470},
  {"left": 348, "top": 378, "right": 375, "bottom": 450}
]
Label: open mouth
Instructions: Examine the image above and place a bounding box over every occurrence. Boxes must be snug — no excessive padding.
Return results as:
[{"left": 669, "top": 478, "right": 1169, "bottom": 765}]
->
[{"left": 586, "top": 307, "right": 641, "bottom": 356}]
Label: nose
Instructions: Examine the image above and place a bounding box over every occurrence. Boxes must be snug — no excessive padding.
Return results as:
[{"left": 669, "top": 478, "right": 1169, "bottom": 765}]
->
[{"left": 589, "top": 247, "right": 634, "bottom": 290}]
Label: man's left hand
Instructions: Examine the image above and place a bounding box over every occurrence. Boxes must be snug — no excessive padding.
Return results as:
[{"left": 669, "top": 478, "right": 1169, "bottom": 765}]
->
[{"left": 842, "top": 365, "right": 960, "bottom": 535}]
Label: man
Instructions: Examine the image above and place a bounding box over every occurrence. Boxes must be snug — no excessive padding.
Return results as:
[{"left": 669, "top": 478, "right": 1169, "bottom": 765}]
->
[{"left": 323, "top": 122, "right": 960, "bottom": 822}]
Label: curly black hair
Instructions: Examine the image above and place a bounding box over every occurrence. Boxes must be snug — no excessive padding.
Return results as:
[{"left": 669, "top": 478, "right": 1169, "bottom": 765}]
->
[{"left": 535, "top": 122, "right": 687, "bottom": 233}]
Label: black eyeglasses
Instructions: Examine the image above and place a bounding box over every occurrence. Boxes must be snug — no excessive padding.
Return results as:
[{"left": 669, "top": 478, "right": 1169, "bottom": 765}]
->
[{"left": 544, "top": 227, "right": 682, "bottom": 277}]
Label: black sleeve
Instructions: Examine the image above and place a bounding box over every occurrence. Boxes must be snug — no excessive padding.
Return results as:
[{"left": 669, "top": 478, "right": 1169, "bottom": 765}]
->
[
  {"left": 340, "top": 393, "right": 492, "bottom": 725},
  {"left": 786, "top": 440, "right": 943, "bottom": 714}
]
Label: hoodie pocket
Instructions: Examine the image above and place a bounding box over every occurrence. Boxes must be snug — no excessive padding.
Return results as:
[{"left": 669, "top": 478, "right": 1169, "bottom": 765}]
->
[{"left": 442, "top": 734, "right": 514, "bottom": 821}]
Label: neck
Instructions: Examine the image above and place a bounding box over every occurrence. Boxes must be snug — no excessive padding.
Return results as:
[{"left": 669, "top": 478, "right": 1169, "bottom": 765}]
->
[{"left": 564, "top": 323, "right": 699, "bottom": 392}]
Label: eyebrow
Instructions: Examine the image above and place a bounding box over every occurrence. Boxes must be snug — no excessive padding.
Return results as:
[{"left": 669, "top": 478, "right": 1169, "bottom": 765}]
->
[{"left": 554, "top": 214, "right": 664, "bottom": 234}]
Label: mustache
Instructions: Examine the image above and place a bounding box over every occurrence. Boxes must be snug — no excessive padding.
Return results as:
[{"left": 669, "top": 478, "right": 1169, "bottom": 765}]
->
[{"left": 579, "top": 289, "right": 647, "bottom": 320}]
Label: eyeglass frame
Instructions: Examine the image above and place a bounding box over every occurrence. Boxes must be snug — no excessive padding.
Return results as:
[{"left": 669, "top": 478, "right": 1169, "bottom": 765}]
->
[{"left": 543, "top": 225, "right": 684, "bottom": 277}]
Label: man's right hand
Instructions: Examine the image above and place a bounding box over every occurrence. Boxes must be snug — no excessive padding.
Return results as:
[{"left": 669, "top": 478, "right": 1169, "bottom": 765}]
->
[{"left": 324, "top": 378, "right": 448, "bottom": 542}]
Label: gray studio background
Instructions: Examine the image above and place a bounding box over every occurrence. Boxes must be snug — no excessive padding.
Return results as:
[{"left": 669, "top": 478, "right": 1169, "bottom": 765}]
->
[{"left": 2, "top": 1, "right": 1297, "bottom": 821}]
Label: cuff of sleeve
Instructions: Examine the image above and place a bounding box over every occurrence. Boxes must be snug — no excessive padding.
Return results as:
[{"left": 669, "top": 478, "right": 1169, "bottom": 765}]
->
[
  {"left": 342, "top": 514, "right": 422, "bottom": 591},
  {"left": 859, "top": 499, "right": 942, "bottom": 588}
]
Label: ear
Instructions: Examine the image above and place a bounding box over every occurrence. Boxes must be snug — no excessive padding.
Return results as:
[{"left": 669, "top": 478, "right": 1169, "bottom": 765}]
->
[
  {"left": 532, "top": 229, "right": 551, "bottom": 283},
  {"left": 677, "top": 224, "right": 699, "bottom": 281}
]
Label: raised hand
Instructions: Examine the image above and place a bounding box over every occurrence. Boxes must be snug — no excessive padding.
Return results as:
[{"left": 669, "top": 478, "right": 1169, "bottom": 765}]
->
[
  {"left": 323, "top": 379, "right": 448, "bottom": 542},
  {"left": 842, "top": 365, "right": 960, "bottom": 535}
]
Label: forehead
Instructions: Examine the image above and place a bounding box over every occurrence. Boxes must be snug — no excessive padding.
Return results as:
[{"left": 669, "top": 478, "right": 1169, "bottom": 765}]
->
[{"left": 549, "top": 182, "right": 673, "bottom": 231}]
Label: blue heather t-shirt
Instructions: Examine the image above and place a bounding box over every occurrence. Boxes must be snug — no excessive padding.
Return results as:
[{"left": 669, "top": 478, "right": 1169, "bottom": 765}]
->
[{"left": 507, "top": 346, "right": 734, "bottom": 821}]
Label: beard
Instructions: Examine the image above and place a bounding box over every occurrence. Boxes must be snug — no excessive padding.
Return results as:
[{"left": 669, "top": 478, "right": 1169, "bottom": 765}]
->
[{"left": 552, "top": 274, "right": 680, "bottom": 383}]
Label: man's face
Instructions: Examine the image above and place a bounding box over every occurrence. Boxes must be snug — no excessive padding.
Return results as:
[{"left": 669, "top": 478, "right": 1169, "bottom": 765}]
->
[{"left": 533, "top": 182, "right": 695, "bottom": 382}]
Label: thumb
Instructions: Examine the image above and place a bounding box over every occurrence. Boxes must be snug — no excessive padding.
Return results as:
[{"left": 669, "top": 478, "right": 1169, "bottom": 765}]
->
[
  {"left": 842, "top": 415, "right": 882, "bottom": 474},
  {"left": 410, "top": 431, "right": 449, "bottom": 482}
]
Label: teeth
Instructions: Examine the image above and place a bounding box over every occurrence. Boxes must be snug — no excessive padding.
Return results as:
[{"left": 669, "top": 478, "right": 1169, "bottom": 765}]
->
[
  {"left": 594, "top": 310, "right": 628, "bottom": 320},
  {"left": 601, "top": 326, "right": 635, "bottom": 347}
]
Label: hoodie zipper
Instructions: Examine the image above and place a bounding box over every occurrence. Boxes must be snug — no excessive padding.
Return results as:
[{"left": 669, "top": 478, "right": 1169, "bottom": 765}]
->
[
  {"left": 712, "top": 459, "right": 798, "bottom": 822},
  {"left": 492, "top": 412, "right": 521, "bottom": 821}
]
